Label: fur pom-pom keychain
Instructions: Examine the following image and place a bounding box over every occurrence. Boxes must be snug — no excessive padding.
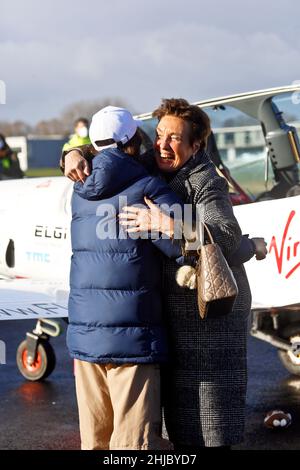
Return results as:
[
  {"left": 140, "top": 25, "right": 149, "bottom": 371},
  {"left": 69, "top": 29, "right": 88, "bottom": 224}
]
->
[{"left": 176, "top": 265, "right": 197, "bottom": 289}]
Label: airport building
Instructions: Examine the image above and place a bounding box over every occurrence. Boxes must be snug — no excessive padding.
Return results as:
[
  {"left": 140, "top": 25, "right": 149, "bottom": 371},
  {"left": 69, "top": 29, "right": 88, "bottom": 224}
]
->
[{"left": 6, "top": 135, "right": 67, "bottom": 171}]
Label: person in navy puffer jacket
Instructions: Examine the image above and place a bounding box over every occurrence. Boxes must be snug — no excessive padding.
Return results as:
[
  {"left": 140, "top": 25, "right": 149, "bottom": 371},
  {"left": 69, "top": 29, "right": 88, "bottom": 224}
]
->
[{"left": 68, "top": 106, "right": 183, "bottom": 451}]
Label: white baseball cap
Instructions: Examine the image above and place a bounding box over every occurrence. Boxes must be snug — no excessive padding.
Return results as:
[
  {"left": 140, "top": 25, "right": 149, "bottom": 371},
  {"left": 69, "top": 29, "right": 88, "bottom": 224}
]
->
[{"left": 89, "top": 106, "right": 139, "bottom": 151}]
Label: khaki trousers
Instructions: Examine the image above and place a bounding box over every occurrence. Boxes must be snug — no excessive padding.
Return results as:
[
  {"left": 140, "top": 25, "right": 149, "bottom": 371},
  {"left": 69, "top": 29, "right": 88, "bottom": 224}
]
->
[{"left": 74, "top": 360, "right": 172, "bottom": 450}]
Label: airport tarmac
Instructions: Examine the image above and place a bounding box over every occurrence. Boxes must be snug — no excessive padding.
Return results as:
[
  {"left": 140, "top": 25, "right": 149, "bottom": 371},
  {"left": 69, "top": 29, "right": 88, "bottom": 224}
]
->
[{"left": 1, "top": 319, "right": 300, "bottom": 450}]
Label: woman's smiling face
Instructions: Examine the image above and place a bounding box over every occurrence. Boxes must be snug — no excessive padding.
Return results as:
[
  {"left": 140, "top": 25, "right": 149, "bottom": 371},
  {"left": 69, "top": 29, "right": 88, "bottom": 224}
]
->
[{"left": 155, "top": 115, "right": 199, "bottom": 172}]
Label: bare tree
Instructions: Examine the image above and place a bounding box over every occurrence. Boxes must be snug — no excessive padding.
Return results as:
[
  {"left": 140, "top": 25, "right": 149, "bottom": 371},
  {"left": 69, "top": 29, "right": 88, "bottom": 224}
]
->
[
  {"left": 60, "top": 97, "right": 132, "bottom": 134},
  {"left": 0, "top": 120, "right": 32, "bottom": 136},
  {"left": 33, "top": 118, "right": 64, "bottom": 136},
  {"left": 0, "top": 97, "right": 135, "bottom": 137}
]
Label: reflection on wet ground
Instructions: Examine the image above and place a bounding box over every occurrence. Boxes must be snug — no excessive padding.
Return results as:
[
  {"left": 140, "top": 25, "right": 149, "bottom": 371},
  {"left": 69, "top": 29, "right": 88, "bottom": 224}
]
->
[
  {"left": 15, "top": 381, "right": 57, "bottom": 403},
  {"left": 2, "top": 320, "right": 300, "bottom": 449},
  {"left": 0, "top": 320, "right": 80, "bottom": 450},
  {"left": 236, "top": 336, "right": 300, "bottom": 450}
]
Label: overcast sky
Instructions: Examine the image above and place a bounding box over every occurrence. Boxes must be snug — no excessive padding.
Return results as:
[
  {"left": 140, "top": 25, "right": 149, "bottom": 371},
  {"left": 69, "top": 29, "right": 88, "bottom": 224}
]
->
[{"left": 1, "top": 0, "right": 300, "bottom": 124}]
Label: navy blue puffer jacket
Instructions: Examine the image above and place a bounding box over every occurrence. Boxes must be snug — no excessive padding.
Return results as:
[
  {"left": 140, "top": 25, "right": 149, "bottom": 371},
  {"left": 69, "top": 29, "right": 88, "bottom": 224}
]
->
[{"left": 67, "top": 148, "right": 182, "bottom": 364}]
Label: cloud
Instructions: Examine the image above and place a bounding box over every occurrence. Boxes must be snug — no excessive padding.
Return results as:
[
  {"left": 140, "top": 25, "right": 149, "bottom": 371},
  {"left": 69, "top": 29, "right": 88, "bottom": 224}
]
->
[{"left": 1, "top": 0, "right": 300, "bottom": 123}]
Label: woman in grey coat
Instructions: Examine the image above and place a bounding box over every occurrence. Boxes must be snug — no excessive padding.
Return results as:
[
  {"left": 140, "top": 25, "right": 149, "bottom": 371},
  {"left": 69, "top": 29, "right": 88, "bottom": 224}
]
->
[
  {"left": 120, "top": 98, "right": 252, "bottom": 449},
  {"left": 160, "top": 154, "right": 251, "bottom": 449},
  {"left": 62, "top": 98, "right": 265, "bottom": 449}
]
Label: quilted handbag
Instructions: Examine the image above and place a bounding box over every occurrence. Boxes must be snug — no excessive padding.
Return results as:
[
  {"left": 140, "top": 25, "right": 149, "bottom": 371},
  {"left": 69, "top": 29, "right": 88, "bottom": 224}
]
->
[{"left": 196, "top": 223, "right": 238, "bottom": 319}]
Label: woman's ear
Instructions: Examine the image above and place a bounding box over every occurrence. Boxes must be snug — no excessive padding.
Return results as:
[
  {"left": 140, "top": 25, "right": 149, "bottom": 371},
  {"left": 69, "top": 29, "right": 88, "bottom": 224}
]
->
[{"left": 192, "top": 141, "right": 201, "bottom": 155}]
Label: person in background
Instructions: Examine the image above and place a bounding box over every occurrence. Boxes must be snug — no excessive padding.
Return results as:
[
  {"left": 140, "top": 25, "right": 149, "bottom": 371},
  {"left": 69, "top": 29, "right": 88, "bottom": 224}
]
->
[
  {"left": 0, "top": 134, "right": 24, "bottom": 179},
  {"left": 62, "top": 117, "right": 91, "bottom": 152}
]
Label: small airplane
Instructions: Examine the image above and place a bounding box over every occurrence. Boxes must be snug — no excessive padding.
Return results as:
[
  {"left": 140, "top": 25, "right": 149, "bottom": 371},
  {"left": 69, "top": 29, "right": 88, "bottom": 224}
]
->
[
  {"left": 0, "top": 177, "right": 71, "bottom": 379},
  {"left": 2, "top": 84, "right": 300, "bottom": 380}
]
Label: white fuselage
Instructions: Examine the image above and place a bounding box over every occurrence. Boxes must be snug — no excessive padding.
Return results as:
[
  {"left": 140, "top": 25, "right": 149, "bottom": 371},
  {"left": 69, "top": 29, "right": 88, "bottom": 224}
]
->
[
  {"left": 0, "top": 177, "right": 72, "bottom": 281},
  {"left": 1, "top": 176, "right": 300, "bottom": 310}
]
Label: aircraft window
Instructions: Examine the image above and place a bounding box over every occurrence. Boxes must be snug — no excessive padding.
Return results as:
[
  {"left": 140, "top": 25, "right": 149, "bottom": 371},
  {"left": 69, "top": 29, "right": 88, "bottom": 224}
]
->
[
  {"left": 272, "top": 92, "right": 300, "bottom": 139},
  {"left": 139, "top": 118, "right": 156, "bottom": 141},
  {"left": 138, "top": 118, "right": 157, "bottom": 153},
  {"left": 204, "top": 105, "right": 272, "bottom": 199}
]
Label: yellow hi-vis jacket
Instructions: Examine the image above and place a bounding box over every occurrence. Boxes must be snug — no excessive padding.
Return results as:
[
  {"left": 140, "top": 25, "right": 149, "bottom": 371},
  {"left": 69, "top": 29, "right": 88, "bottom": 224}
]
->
[{"left": 62, "top": 134, "right": 91, "bottom": 152}]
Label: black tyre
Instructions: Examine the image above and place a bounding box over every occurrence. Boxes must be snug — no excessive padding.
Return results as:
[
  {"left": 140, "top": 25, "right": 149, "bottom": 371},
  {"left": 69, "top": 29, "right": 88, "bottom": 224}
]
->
[
  {"left": 278, "top": 349, "right": 300, "bottom": 376},
  {"left": 16, "top": 339, "right": 56, "bottom": 381}
]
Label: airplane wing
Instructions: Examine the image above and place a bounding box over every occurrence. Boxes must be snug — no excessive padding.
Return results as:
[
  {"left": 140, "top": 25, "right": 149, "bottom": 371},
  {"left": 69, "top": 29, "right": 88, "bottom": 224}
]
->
[{"left": 0, "top": 278, "right": 69, "bottom": 320}]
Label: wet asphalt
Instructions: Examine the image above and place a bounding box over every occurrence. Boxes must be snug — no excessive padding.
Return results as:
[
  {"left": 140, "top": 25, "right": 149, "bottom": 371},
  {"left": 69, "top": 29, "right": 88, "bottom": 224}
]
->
[{"left": 0, "top": 319, "right": 300, "bottom": 451}]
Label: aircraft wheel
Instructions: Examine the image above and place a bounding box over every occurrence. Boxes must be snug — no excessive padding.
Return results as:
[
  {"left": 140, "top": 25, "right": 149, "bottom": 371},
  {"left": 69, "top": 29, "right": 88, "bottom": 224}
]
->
[
  {"left": 16, "top": 339, "right": 56, "bottom": 381},
  {"left": 278, "top": 335, "right": 300, "bottom": 376}
]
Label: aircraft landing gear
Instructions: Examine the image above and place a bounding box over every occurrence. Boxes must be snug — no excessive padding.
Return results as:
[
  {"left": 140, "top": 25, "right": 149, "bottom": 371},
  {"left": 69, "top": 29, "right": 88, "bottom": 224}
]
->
[
  {"left": 16, "top": 319, "right": 61, "bottom": 381},
  {"left": 251, "top": 309, "right": 300, "bottom": 376},
  {"left": 278, "top": 335, "right": 300, "bottom": 376}
]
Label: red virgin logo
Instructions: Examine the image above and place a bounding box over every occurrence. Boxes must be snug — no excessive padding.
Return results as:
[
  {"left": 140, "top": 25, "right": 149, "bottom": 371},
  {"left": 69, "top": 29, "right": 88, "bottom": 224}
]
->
[{"left": 269, "top": 210, "right": 300, "bottom": 279}]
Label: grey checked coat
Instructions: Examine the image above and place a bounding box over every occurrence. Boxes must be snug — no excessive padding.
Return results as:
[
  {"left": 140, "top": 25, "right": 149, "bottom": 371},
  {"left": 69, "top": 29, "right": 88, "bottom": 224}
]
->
[{"left": 161, "top": 150, "right": 251, "bottom": 448}]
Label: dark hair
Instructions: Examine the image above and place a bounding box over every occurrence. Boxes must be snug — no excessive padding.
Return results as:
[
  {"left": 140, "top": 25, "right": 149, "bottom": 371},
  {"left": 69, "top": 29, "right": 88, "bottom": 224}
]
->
[
  {"left": 153, "top": 98, "right": 211, "bottom": 150},
  {"left": 117, "top": 129, "right": 142, "bottom": 157},
  {"left": 74, "top": 117, "right": 89, "bottom": 127}
]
